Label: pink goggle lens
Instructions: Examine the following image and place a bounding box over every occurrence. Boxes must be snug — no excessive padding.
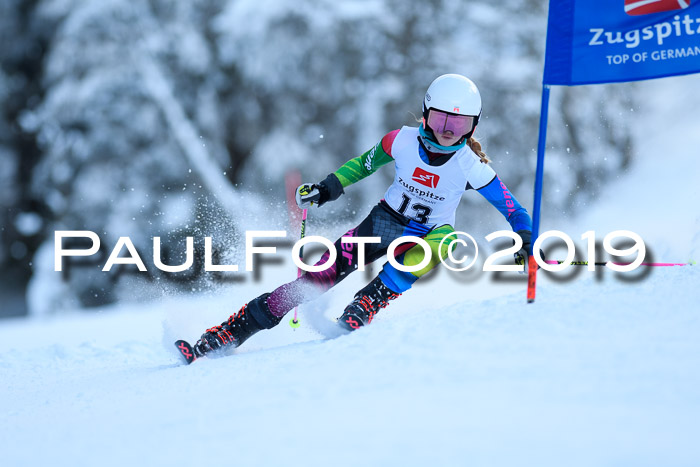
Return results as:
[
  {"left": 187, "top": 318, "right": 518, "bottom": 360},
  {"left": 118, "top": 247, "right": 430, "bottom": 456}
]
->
[{"left": 427, "top": 110, "right": 474, "bottom": 137}]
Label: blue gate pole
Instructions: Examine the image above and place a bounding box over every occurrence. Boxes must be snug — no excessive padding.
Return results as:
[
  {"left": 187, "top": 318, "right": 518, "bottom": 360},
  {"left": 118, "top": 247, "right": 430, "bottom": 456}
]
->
[
  {"left": 532, "top": 84, "right": 551, "bottom": 241},
  {"left": 527, "top": 84, "right": 551, "bottom": 303}
]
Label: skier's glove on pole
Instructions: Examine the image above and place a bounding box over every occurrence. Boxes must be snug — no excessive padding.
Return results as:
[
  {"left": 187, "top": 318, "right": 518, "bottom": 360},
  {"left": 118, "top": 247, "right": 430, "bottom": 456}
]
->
[
  {"left": 295, "top": 183, "right": 321, "bottom": 208},
  {"left": 295, "top": 173, "right": 344, "bottom": 209},
  {"left": 514, "top": 230, "right": 544, "bottom": 270}
]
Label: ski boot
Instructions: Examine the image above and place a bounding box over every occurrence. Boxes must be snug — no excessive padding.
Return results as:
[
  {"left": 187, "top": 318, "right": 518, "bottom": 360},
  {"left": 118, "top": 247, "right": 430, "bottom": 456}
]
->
[
  {"left": 193, "top": 293, "right": 282, "bottom": 356},
  {"left": 338, "top": 276, "right": 400, "bottom": 331}
]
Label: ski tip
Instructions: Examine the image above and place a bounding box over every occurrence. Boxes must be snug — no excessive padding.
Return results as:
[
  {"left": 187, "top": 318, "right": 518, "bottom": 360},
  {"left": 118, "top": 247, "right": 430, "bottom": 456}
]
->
[{"left": 174, "top": 340, "right": 197, "bottom": 365}]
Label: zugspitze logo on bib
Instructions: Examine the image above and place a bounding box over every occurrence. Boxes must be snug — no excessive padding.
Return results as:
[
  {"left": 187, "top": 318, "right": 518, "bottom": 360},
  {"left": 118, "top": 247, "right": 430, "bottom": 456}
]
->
[
  {"left": 412, "top": 167, "right": 440, "bottom": 188},
  {"left": 625, "top": 0, "right": 691, "bottom": 16}
]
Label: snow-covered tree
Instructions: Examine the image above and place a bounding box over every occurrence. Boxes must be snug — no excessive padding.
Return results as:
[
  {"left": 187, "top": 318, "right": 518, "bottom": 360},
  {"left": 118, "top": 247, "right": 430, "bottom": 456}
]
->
[
  {"left": 24, "top": 0, "right": 253, "bottom": 310},
  {"left": 0, "top": 0, "right": 49, "bottom": 316}
]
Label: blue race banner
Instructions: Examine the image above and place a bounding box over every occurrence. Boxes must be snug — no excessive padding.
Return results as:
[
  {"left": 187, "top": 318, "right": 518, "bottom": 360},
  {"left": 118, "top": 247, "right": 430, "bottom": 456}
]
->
[{"left": 544, "top": 0, "right": 700, "bottom": 85}]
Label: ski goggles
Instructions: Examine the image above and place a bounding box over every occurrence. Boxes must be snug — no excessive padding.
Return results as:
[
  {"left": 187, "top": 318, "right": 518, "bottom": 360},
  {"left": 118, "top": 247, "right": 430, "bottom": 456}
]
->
[{"left": 426, "top": 109, "right": 475, "bottom": 137}]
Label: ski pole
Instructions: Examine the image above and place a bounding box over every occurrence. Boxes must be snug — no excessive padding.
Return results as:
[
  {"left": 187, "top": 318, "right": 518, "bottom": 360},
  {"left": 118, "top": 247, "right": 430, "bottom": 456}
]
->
[
  {"left": 290, "top": 208, "right": 307, "bottom": 329},
  {"left": 543, "top": 260, "right": 695, "bottom": 267}
]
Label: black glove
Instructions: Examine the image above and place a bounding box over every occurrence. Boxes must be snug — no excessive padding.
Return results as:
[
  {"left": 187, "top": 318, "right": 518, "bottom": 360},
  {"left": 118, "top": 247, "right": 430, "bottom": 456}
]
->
[
  {"left": 514, "top": 230, "right": 545, "bottom": 268},
  {"left": 295, "top": 173, "right": 344, "bottom": 208}
]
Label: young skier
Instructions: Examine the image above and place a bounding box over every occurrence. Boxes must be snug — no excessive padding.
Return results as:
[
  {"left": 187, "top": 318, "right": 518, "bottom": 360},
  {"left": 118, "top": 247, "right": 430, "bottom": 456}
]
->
[{"left": 192, "top": 73, "right": 534, "bottom": 356}]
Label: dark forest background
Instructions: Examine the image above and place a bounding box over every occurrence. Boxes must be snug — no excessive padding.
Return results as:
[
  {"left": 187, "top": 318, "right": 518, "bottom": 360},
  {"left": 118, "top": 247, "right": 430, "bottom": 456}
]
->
[{"left": 0, "top": 0, "right": 634, "bottom": 316}]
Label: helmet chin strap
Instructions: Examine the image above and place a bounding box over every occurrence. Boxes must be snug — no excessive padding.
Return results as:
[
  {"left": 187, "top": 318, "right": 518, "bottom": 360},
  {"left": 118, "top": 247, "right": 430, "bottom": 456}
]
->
[{"left": 418, "top": 123, "right": 467, "bottom": 151}]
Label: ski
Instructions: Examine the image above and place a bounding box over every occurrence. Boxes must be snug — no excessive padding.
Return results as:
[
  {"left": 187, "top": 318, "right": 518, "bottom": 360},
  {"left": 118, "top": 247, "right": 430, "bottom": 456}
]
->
[{"left": 174, "top": 339, "right": 197, "bottom": 365}]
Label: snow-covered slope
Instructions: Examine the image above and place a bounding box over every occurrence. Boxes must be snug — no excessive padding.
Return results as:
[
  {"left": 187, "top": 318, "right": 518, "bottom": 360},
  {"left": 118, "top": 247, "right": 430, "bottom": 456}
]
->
[
  {"left": 1, "top": 266, "right": 698, "bottom": 467},
  {"left": 2, "top": 75, "right": 699, "bottom": 467}
]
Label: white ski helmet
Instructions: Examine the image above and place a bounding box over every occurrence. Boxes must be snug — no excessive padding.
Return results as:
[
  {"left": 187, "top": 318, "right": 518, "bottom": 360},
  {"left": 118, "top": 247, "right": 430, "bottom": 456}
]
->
[{"left": 422, "top": 73, "right": 482, "bottom": 145}]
